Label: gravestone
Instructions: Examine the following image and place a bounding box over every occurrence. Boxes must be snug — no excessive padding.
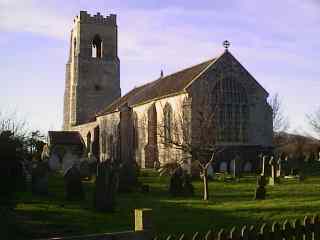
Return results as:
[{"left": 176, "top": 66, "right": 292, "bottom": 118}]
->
[
  {"left": 231, "top": 156, "right": 239, "bottom": 178},
  {"left": 182, "top": 172, "right": 194, "bottom": 197},
  {"left": 283, "top": 156, "right": 290, "bottom": 176},
  {"left": 207, "top": 163, "right": 214, "bottom": 178},
  {"left": 243, "top": 161, "right": 253, "bottom": 172},
  {"left": 254, "top": 175, "right": 267, "bottom": 200},
  {"left": 118, "top": 160, "right": 139, "bottom": 192},
  {"left": 48, "top": 154, "right": 61, "bottom": 171},
  {"left": 64, "top": 165, "right": 84, "bottom": 201},
  {"left": 276, "top": 157, "right": 282, "bottom": 177},
  {"left": 169, "top": 167, "right": 184, "bottom": 196},
  {"left": 219, "top": 161, "right": 228, "bottom": 172},
  {"left": 268, "top": 156, "right": 276, "bottom": 186},
  {"left": 261, "top": 155, "right": 267, "bottom": 176},
  {"left": 62, "top": 151, "right": 79, "bottom": 176},
  {"left": 80, "top": 160, "right": 91, "bottom": 179},
  {"left": 31, "top": 161, "right": 49, "bottom": 195},
  {"left": 94, "top": 161, "right": 119, "bottom": 212},
  {"left": 88, "top": 153, "right": 98, "bottom": 176}
]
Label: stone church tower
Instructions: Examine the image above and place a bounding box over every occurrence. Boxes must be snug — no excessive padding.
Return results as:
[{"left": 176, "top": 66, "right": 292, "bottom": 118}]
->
[{"left": 63, "top": 11, "right": 121, "bottom": 130}]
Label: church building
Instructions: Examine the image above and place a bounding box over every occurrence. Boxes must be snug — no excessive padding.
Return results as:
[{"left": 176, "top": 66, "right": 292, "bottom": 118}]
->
[{"left": 49, "top": 11, "right": 273, "bottom": 173}]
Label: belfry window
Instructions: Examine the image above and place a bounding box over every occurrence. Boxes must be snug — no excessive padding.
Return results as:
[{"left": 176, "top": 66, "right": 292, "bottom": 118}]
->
[{"left": 92, "top": 34, "right": 103, "bottom": 58}]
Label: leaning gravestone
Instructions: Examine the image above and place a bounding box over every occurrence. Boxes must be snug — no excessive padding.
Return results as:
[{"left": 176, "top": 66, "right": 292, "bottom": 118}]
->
[
  {"left": 254, "top": 175, "right": 267, "bottom": 200},
  {"left": 31, "top": 161, "right": 49, "bottom": 195},
  {"left": 94, "top": 161, "right": 118, "bottom": 212},
  {"left": 64, "top": 165, "right": 84, "bottom": 201}
]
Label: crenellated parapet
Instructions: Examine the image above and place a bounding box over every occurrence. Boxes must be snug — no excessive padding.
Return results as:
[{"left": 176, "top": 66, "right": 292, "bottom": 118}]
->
[{"left": 74, "top": 11, "right": 117, "bottom": 25}]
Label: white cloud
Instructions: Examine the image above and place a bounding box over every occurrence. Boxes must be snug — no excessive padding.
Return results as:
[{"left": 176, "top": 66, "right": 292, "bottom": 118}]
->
[
  {"left": 0, "top": 0, "right": 70, "bottom": 39},
  {"left": 0, "top": 0, "right": 319, "bottom": 133}
]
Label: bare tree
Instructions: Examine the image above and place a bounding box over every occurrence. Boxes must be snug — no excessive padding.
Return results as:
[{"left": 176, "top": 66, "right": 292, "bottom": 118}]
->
[
  {"left": 157, "top": 96, "right": 222, "bottom": 201},
  {"left": 0, "top": 110, "right": 28, "bottom": 138},
  {"left": 307, "top": 107, "right": 320, "bottom": 139},
  {"left": 268, "top": 93, "right": 289, "bottom": 133}
]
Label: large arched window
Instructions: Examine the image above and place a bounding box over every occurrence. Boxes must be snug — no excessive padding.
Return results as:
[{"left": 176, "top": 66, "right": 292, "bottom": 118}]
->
[
  {"left": 163, "top": 103, "right": 173, "bottom": 144},
  {"left": 101, "top": 130, "right": 107, "bottom": 154},
  {"left": 212, "top": 77, "right": 249, "bottom": 143},
  {"left": 92, "top": 34, "right": 103, "bottom": 58}
]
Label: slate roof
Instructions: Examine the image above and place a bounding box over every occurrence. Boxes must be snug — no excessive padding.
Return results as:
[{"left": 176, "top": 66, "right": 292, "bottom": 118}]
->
[
  {"left": 97, "top": 58, "right": 216, "bottom": 115},
  {"left": 48, "top": 131, "right": 83, "bottom": 145}
]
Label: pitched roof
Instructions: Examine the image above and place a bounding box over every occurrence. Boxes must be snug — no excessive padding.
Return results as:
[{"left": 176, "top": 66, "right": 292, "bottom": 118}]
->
[
  {"left": 97, "top": 58, "right": 216, "bottom": 115},
  {"left": 48, "top": 131, "right": 83, "bottom": 145}
]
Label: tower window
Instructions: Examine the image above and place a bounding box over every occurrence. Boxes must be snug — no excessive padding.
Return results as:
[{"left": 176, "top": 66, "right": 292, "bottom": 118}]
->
[{"left": 92, "top": 34, "right": 103, "bottom": 58}]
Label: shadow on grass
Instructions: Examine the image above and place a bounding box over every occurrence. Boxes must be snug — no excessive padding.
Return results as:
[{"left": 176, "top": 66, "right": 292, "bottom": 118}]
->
[{"left": 13, "top": 172, "right": 320, "bottom": 239}]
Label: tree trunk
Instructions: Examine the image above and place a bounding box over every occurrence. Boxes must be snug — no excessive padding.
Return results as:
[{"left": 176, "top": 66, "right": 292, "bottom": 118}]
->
[{"left": 202, "top": 169, "right": 209, "bottom": 200}]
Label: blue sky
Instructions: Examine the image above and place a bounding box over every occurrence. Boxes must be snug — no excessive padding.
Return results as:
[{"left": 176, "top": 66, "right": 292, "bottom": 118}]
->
[{"left": 0, "top": 0, "right": 319, "bottom": 137}]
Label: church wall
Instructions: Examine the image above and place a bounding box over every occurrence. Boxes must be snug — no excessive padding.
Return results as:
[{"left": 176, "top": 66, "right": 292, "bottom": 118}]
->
[
  {"left": 131, "top": 93, "right": 189, "bottom": 168},
  {"left": 188, "top": 51, "right": 272, "bottom": 148},
  {"left": 70, "top": 121, "right": 99, "bottom": 153},
  {"left": 248, "top": 98, "right": 273, "bottom": 146},
  {"left": 97, "top": 112, "right": 120, "bottom": 161}
]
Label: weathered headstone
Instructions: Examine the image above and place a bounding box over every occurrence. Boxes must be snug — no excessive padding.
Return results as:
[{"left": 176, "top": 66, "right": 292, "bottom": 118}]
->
[
  {"left": 31, "top": 161, "right": 49, "bottom": 195},
  {"left": 169, "top": 167, "right": 184, "bottom": 196},
  {"left": 79, "top": 160, "right": 91, "bottom": 179},
  {"left": 94, "top": 161, "right": 118, "bottom": 212},
  {"left": 118, "top": 161, "right": 139, "bottom": 192},
  {"left": 62, "top": 151, "right": 79, "bottom": 176},
  {"left": 262, "top": 155, "right": 267, "bottom": 176},
  {"left": 254, "top": 175, "right": 267, "bottom": 200},
  {"left": 64, "top": 165, "right": 84, "bottom": 201},
  {"left": 207, "top": 163, "right": 214, "bottom": 178},
  {"left": 268, "top": 156, "right": 275, "bottom": 186},
  {"left": 276, "top": 157, "right": 282, "bottom": 177},
  {"left": 182, "top": 172, "right": 194, "bottom": 197},
  {"left": 48, "top": 153, "right": 61, "bottom": 171}
]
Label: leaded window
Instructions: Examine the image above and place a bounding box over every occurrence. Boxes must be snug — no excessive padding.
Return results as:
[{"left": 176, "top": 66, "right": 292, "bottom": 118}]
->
[{"left": 212, "top": 77, "right": 249, "bottom": 142}]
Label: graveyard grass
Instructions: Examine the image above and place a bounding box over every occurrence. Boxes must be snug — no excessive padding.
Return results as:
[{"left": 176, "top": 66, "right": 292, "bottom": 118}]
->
[{"left": 15, "top": 170, "right": 320, "bottom": 239}]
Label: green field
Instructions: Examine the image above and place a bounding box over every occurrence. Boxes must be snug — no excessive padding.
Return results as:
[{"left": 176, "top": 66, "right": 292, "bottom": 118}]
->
[{"left": 15, "top": 171, "right": 320, "bottom": 239}]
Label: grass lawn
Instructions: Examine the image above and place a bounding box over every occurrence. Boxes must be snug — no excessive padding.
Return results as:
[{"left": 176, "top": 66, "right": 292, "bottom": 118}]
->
[{"left": 14, "top": 170, "right": 320, "bottom": 239}]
